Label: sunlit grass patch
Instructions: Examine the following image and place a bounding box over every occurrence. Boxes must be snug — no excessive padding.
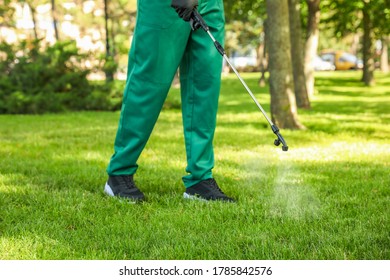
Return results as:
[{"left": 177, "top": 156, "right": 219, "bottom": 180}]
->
[{"left": 0, "top": 71, "right": 389, "bottom": 260}]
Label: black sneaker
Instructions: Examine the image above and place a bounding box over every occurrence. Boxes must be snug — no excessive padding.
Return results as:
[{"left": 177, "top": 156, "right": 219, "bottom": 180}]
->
[
  {"left": 183, "top": 178, "right": 235, "bottom": 202},
  {"left": 104, "top": 175, "right": 145, "bottom": 202}
]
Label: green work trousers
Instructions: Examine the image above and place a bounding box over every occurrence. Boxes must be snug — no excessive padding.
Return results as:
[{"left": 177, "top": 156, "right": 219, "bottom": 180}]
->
[{"left": 107, "top": 0, "right": 225, "bottom": 188}]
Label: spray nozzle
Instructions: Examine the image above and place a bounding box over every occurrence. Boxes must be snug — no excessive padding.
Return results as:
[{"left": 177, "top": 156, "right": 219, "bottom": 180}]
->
[{"left": 271, "top": 125, "right": 289, "bottom": 152}]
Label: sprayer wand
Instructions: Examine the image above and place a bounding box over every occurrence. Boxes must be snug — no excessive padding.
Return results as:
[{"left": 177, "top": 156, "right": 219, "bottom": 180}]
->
[{"left": 190, "top": 10, "right": 288, "bottom": 152}]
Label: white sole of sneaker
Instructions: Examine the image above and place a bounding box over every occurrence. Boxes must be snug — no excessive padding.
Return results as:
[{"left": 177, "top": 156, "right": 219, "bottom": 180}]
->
[
  {"left": 104, "top": 183, "right": 115, "bottom": 196},
  {"left": 104, "top": 182, "right": 140, "bottom": 204},
  {"left": 183, "top": 192, "right": 235, "bottom": 203},
  {"left": 183, "top": 192, "right": 208, "bottom": 202}
]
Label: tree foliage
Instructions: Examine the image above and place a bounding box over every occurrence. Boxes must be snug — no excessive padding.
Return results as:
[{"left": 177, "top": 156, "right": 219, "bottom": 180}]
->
[
  {"left": 0, "top": 0, "right": 388, "bottom": 114},
  {"left": 322, "top": 0, "right": 389, "bottom": 85},
  {"left": 223, "top": 0, "right": 266, "bottom": 57},
  {"left": 323, "top": 0, "right": 389, "bottom": 38},
  {"left": 0, "top": 0, "right": 16, "bottom": 28}
]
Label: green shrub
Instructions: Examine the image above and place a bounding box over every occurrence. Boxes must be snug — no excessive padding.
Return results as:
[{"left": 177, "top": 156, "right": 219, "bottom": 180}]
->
[{"left": 0, "top": 40, "right": 122, "bottom": 114}]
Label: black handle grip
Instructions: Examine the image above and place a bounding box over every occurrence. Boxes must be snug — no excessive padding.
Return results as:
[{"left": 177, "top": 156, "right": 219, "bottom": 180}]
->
[{"left": 190, "top": 10, "right": 209, "bottom": 31}]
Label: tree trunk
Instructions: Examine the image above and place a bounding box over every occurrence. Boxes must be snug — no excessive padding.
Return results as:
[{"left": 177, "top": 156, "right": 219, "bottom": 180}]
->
[
  {"left": 288, "top": 0, "right": 310, "bottom": 109},
  {"left": 362, "top": 2, "right": 375, "bottom": 86},
  {"left": 172, "top": 70, "right": 180, "bottom": 88},
  {"left": 380, "top": 37, "right": 389, "bottom": 74},
  {"left": 266, "top": 0, "right": 304, "bottom": 130},
  {"left": 104, "top": 0, "right": 114, "bottom": 81},
  {"left": 350, "top": 33, "right": 360, "bottom": 55},
  {"left": 27, "top": 3, "right": 38, "bottom": 40},
  {"left": 304, "top": 0, "right": 320, "bottom": 98},
  {"left": 51, "top": 0, "right": 60, "bottom": 41},
  {"left": 258, "top": 27, "right": 267, "bottom": 87}
]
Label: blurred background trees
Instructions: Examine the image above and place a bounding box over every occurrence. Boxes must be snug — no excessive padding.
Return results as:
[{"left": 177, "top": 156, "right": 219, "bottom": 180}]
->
[
  {"left": 322, "top": 0, "right": 390, "bottom": 85},
  {"left": 0, "top": 0, "right": 389, "bottom": 124}
]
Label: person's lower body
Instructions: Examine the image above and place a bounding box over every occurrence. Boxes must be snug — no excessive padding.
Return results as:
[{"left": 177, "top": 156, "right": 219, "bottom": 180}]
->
[{"left": 105, "top": 0, "right": 234, "bottom": 202}]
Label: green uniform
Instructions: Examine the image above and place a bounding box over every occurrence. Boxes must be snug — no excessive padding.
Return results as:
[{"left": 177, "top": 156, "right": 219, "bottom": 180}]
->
[{"left": 107, "top": 0, "right": 225, "bottom": 188}]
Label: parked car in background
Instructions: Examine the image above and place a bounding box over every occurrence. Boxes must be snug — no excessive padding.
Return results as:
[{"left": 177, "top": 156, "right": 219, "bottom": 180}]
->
[
  {"left": 320, "top": 51, "right": 363, "bottom": 70},
  {"left": 313, "top": 55, "right": 336, "bottom": 71}
]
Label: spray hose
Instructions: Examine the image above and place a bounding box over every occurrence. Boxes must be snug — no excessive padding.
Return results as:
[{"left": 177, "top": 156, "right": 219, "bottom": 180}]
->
[{"left": 190, "top": 10, "right": 288, "bottom": 152}]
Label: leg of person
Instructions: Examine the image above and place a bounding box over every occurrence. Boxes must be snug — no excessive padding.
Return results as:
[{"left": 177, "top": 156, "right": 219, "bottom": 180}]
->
[
  {"left": 180, "top": 0, "right": 235, "bottom": 202},
  {"left": 105, "top": 0, "right": 191, "bottom": 201}
]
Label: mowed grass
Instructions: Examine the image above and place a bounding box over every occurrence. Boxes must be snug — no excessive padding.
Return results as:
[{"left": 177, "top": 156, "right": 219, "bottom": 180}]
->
[{"left": 0, "top": 71, "right": 389, "bottom": 260}]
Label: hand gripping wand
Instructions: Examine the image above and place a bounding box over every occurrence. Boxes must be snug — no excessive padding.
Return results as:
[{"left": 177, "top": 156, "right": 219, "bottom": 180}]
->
[{"left": 190, "top": 10, "right": 288, "bottom": 152}]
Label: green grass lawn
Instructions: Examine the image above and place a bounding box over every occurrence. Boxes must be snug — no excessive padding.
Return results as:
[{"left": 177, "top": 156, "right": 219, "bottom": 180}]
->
[{"left": 0, "top": 71, "right": 389, "bottom": 260}]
